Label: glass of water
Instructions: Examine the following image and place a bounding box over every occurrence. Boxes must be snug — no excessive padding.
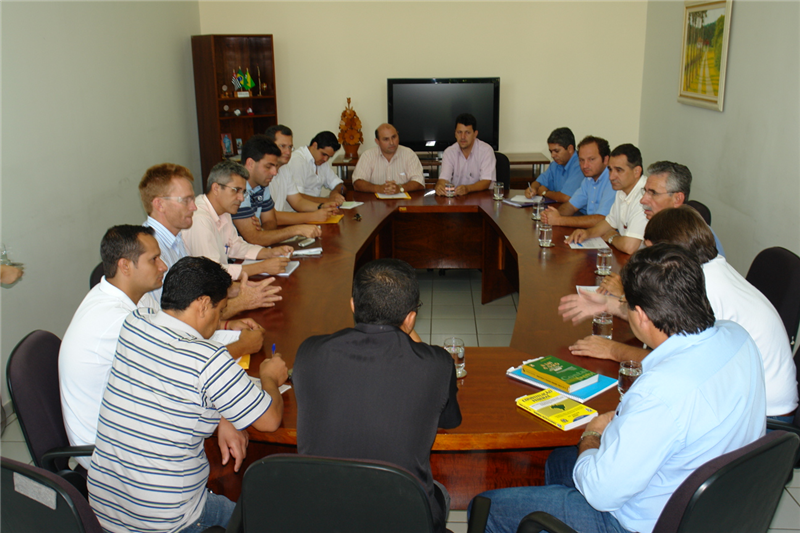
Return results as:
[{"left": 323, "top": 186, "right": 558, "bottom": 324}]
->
[
  {"left": 444, "top": 181, "right": 456, "bottom": 198},
  {"left": 531, "top": 201, "right": 545, "bottom": 221},
  {"left": 444, "top": 337, "right": 466, "bottom": 378},
  {"left": 596, "top": 248, "right": 612, "bottom": 275},
  {"left": 493, "top": 182, "right": 503, "bottom": 200},
  {"left": 538, "top": 224, "right": 553, "bottom": 247},
  {"left": 592, "top": 312, "right": 613, "bottom": 339},
  {"left": 618, "top": 360, "right": 643, "bottom": 401}
]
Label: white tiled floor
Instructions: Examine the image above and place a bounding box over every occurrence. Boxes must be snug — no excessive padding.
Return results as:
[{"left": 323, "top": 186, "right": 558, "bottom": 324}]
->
[{"left": 3, "top": 268, "right": 799, "bottom": 532}]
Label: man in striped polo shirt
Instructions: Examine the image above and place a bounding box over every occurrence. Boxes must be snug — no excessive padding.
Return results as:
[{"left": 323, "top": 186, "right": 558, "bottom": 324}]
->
[{"left": 88, "top": 256, "right": 288, "bottom": 533}]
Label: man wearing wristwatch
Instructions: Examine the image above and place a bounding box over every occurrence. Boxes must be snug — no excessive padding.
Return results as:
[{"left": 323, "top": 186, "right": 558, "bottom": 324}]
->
[
  {"left": 474, "top": 244, "right": 766, "bottom": 533},
  {"left": 352, "top": 123, "right": 425, "bottom": 195},
  {"left": 539, "top": 135, "right": 616, "bottom": 229},
  {"left": 566, "top": 143, "right": 648, "bottom": 254}
]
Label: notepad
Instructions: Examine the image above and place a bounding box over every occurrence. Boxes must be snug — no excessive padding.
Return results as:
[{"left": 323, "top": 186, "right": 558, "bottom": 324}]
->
[
  {"left": 375, "top": 192, "right": 411, "bottom": 200},
  {"left": 320, "top": 214, "right": 344, "bottom": 224},
  {"left": 508, "top": 194, "right": 541, "bottom": 205},
  {"left": 568, "top": 237, "right": 610, "bottom": 250},
  {"left": 338, "top": 201, "right": 363, "bottom": 210},
  {"left": 277, "top": 261, "right": 300, "bottom": 277}
]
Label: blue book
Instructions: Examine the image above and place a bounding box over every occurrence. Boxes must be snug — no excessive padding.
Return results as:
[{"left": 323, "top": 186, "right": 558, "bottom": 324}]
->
[{"left": 507, "top": 362, "right": 617, "bottom": 403}]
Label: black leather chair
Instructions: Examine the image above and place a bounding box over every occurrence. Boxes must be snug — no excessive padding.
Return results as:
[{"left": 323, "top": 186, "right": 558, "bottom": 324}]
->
[
  {"left": 514, "top": 431, "right": 799, "bottom": 533},
  {"left": 89, "top": 262, "right": 103, "bottom": 289},
  {"left": 216, "top": 454, "right": 490, "bottom": 533},
  {"left": 6, "top": 330, "right": 94, "bottom": 496},
  {"left": 1, "top": 457, "right": 102, "bottom": 533},
  {"left": 746, "top": 246, "right": 800, "bottom": 347},
  {"left": 767, "top": 344, "right": 800, "bottom": 465},
  {"left": 686, "top": 200, "right": 712, "bottom": 225},
  {"left": 495, "top": 152, "right": 511, "bottom": 191}
]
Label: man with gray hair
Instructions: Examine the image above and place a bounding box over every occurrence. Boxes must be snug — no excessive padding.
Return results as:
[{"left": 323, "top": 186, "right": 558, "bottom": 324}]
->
[{"left": 182, "top": 160, "right": 293, "bottom": 280}]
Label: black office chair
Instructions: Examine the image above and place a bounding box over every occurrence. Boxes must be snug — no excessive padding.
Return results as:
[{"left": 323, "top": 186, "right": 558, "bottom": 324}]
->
[
  {"left": 220, "top": 454, "right": 490, "bottom": 533},
  {"left": 514, "top": 431, "right": 799, "bottom": 533},
  {"left": 6, "top": 330, "right": 94, "bottom": 496},
  {"left": 767, "top": 344, "right": 800, "bottom": 466},
  {"left": 686, "top": 200, "right": 712, "bottom": 225},
  {"left": 746, "top": 247, "right": 800, "bottom": 347},
  {"left": 89, "top": 262, "right": 103, "bottom": 289},
  {"left": 495, "top": 152, "right": 511, "bottom": 191},
  {"left": 1, "top": 457, "right": 102, "bottom": 533}
]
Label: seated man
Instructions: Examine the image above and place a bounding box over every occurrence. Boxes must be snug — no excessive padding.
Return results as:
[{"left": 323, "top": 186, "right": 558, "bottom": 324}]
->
[
  {"left": 88, "top": 256, "right": 288, "bottom": 533},
  {"left": 566, "top": 143, "right": 647, "bottom": 254},
  {"left": 293, "top": 259, "right": 461, "bottom": 533},
  {"left": 182, "top": 160, "right": 294, "bottom": 280},
  {"left": 138, "top": 163, "right": 282, "bottom": 316},
  {"left": 525, "top": 127, "right": 584, "bottom": 203},
  {"left": 540, "top": 135, "right": 616, "bottom": 228},
  {"left": 284, "top": 130, "right": 346, "bottom": 203},
  {"left": 475, "top": 244, "right": 766, "bottom": 533},
  {"left": 435, "top": 113, "right": 496, "bottom": 196},
  {"left": 60, "top": 226, "right": 260, "bottom": 470},
  {"left": 232, "top": 134, "right": 325, "bottom": 246},
  {"left": 564, "top": 206, "right": 797, "bottom": 419},
  {"left": 352, "top": 123, "right": 425, "bottom": 194}
]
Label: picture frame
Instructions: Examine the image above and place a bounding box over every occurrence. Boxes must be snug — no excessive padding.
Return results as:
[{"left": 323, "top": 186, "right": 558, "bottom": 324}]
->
[
  {"left": 678, "top": 0, "right": 733, "bottom": 111},
  {"left": 221, "top": 133, "right": 234, "bottom": 156}
]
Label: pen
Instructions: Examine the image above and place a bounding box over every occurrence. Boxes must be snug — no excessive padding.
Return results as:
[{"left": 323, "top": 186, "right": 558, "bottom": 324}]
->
[{"left": 271, "top": 343, "right": 276, "bottom": 358}]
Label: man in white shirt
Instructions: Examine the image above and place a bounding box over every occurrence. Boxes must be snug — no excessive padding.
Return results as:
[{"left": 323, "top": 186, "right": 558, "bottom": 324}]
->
[
  {"left": 352, "top": 123, "right": 425, "bottom": 195},
  {"left": 567, "top": 144, "right": 647, "bottom": 254},
  {"left": 284, "top": 130, "right": 346, "bottom": 202},
  {"left": 435, "top": 113, "right": 496, "bottom": 196},
  {"left": 182, "top": 160, "right": 294, "bottom": 280}
]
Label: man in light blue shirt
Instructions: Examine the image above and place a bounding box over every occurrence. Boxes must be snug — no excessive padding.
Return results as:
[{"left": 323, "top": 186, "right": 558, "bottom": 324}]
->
[
  {"left": 473, "top": 244, "right": 766, "bottom": 533},
  {"left": 541, "top": 135, "right": 616, "bottom": 228},
  {"left": 525, "top": 127, "right": 584, "bottom": 203}
]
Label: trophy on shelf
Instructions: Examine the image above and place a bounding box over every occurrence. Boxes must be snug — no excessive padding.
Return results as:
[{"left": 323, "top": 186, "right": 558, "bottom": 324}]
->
[{"left": 221, "top": 84, "right": 230, "bottom": 98}]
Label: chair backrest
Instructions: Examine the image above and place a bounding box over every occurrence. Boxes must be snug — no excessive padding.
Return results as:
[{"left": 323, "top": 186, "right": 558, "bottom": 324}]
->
[
  {"left": 495, "top": 152, "right": 511, "bottom": 191},
  {"left": 652, "top": 431, "right": 800, "bottom": 533},
  {"left": 686, "top": 200, "right": 712, "bottom": 225},
  {"left": 6, "top": 330, "right": 71, "bottom": 471},
  {"left": 240, "top": 454, "right": 435, "bottom": 532},
  {"left": 1, "top": 457, "right": 101, "bottom": 533},
  {"left": 745, "top": 246, "right": 800, "bottom": 346},
  {"left": 89, "top": 262, "right": 104, "bottom": 289}
]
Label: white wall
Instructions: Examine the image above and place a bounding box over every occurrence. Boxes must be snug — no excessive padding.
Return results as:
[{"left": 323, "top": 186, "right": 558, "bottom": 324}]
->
[
  {"left": 638, "top": 1, "right": 800, "bottom": 274},
  {"left": 198, "top": 1, "right": 647, "bottom": 154},
  {"left": 0, "top": 1, "right": 202, "bottom": 400}
]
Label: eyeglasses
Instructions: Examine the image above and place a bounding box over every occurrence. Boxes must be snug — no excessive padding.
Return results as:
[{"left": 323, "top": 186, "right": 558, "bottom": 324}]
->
[
  {"left": 642, "top": 189, "right": 674, "bottom": 198},
  {"left": 219, "top": 183, "right": 246, "bottom": 195},
  {"left": 158, "top": 196, "right": 196, "bottom": 206},
  {"left": 413, "top": 301, "right": 423, "bottom": 313}
]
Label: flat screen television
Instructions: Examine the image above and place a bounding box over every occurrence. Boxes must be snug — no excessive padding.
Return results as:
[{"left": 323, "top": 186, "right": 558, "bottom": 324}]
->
[{"left": 387, "top": 78, "right": 500, "bottom": 153}]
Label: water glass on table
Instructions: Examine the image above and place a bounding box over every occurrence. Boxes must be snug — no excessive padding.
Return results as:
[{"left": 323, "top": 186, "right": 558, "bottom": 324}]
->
[
  {"left": 538, "top": 223, "right": 553, "bottom": 247},
  {"left": 596, "top": 248, "right": 612, "bottom": 275},
  {"left": 493, "top": 182, "right": 503, "bottom": 200},
  {"left": 444, "top": 181, "right": 456, "bottom": 198},
  {"left": 531, "top": 201, "right": 545, "bottom": 221},
  {"left": 592, "top": 312, "right": 613, "bottom": 339},
  {"left": 618, "top": 360, "right": 643, "bottom": 401},
  {"left": 444, "top": 337, "right": 466, "bottom": 378}
]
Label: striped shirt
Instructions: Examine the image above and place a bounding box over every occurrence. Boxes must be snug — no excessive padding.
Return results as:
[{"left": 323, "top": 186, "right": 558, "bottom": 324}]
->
[
  {"left": 232, "top": 181, "right": 274, "bottom": 220},
  {"left": 88, "top": 309, "right": 270, "bottom": 533}
]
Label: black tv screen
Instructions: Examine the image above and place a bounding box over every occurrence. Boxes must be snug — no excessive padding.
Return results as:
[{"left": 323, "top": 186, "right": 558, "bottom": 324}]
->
[{"left": 387, "top": 78, "right": 500, "bottom": 153}]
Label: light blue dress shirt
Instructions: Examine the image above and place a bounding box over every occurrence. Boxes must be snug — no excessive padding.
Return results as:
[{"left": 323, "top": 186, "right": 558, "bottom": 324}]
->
[
  {"left": 537, "top": 152, "right": 584, "bottom": 197},
  {"left": 142, "top": 217, "right": 188, "bottom": 307},
  {"left": 574, "top": 320, "right": 766, "bottom": 533},
  {"left": 567, "top": 167, "right": 615, "bottom": 216}
]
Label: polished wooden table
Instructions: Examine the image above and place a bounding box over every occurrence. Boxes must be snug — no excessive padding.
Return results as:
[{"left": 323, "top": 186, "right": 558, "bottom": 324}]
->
[{"left": 205, "top": 189, "right": 633, "bottom": 509}]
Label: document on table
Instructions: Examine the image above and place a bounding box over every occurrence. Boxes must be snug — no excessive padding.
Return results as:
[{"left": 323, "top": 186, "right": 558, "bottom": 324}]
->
[
  {"left": 509, "top": 194, "right": 542, "bottom": 205},
  {"left": 576, "top": 286, "right": 599, "bottom": 294},
  {"left": 320, "top": 214, "right": 343, "bottom": 224},
  {"left": 375, "top": 192, "right": 411, "bottom": 200},
  {"left": 291, "top": 246, "right": 322, "bottom": 257},
  {"left": 242, "top": 259, "right": 300, "bottom": 276},
  {"left": 338, "top": 201, "right": 363, "bottom": 209},
  {"left": 568, "top": 237, "right": 610, "bottom": 250}
]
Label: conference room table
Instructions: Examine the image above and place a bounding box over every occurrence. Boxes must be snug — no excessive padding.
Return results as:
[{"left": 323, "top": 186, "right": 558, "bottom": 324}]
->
[{"left": 205, "top": 188, "right": 636, "bottom": 509}]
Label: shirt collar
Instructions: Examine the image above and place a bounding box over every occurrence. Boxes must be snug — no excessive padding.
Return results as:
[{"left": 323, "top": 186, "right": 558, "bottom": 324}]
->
[
  {"left": 620, "top": 176, "right": 647, "bottom": 203},
  {"left": 145, "top": 216, "right": 180, "bottom": 248},
  {"left": 98, "top": 276, "right": 138, "bottom": 309},
  {"left": 298, "top": 145, "right": 315, "bottom": 165},
  {"left": 151, "top": 310, "right": 206, "bottom": 340},
  {"left": 354, "top": 322, "right": 403, "bottom": 334},
  {"left": 197, "top": 194, "right": 221, "bottom": 224}
]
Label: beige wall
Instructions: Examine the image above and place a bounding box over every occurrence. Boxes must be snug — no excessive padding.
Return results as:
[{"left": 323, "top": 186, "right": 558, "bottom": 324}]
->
[
  {"left": 198, "top": 1, "right": 647, "bottom": 154},
  {"left": 1, "top": 1, "right": 202, "bottom": 400}
]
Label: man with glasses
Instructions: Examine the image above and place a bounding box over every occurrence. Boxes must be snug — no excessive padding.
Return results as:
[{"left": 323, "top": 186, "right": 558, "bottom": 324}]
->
[
  {"left": 294, "top": 258, "right": 461, "bottom": 533},
  {"left": 182, "top": 160, "right": 293, "bottom": 279}
]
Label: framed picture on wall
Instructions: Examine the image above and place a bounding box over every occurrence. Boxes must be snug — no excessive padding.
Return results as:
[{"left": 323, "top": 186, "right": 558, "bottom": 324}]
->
[{"left": 678, "top": 0, "right": 733, "bottom": 111}]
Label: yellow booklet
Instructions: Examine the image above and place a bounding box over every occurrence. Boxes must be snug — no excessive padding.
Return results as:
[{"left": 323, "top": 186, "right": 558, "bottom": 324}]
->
[
  {"left": 375, "top": 192, "right": 411, "bottom": 200},
  {"left": 320, "top": 214, "right": 344, "bottom": 224},
  {"left": 516, "top": 389, "right": 597, "bottom": 431}
]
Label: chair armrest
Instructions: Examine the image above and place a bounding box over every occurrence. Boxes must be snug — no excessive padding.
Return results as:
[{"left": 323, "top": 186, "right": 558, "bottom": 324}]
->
[
  {"left": 517, "top": 511, "right": 578, "bottom": 533},
  {"left": 766, "top": 420, "right": 800, "bottom": 468},
  {"left": 41, "top": 445, "right": 95, "bottom": 472},
  {"left": 467, "top": 496, "right": 491, "bottom": 533}
]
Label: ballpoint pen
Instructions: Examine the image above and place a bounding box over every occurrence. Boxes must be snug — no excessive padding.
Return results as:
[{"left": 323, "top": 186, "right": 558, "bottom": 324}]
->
[{"left": 271, "top": 343, "right": 276, "bottom": 358}]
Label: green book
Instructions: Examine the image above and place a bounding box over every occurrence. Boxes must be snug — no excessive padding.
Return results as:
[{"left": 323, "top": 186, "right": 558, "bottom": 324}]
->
[{"left": 521, "top": 356, "right": 598, "bottom": 393}]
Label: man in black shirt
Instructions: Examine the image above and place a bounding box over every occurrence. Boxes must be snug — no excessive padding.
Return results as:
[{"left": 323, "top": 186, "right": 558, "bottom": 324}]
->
[{"left": 294, "top": 259, "right": 462, "bottom": 532}]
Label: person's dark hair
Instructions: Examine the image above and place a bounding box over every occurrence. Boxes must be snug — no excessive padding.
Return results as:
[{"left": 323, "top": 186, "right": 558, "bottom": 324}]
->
[
  {"left": 264, "top": 124, "right": 293, "bottom": 140},
  {"left": 207, "top": 160, "right": 248, "bottom": 190},
  {"left": 577, "top": 135, "right": 610, "bottom": 159},
  {"left": 547, "top": 127, "right": 575, "bottom": 150},
  {"left": 310, "top": 131, "right": 341, "bottom": 152},
  {"left": 643, "top": 206, "right": 718, "bottom": 263},
  {"left": 647, "top": 161, "right": 692, "bottom": 200},
  {"left": 621, "top": 243, "right": 715, "bottom": 336},
  {"left": 455, "top": 113, "right": 478, "bottom": 131},
  {"left": 241, "top": 134, "right": 282, "bottom": 165},
  {"left": 610, "top": 143, "right": 643, "bottom": 170},
  {"left": 139, "top": 163, "right": 194, "bottom": 215},
  {"left": 101, "top": 225, "right": 155, "bottom": 279},
  {"left": 352, "top": 259, "right": 420, "bottom": 327},
  {"left": 161, "top": 256, "right": 232, "bottom": 311}
]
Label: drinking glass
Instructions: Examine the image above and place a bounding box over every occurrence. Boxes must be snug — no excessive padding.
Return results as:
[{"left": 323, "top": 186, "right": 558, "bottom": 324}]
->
[
  {"left": 592, "top": 312, "right": 613, "bottom": 339},
  {"left": 531, "top": 201, "right": 545, "bottom": 221},
  {"left": 444, "top": 181, "right": 456, "bottom": 198},
  {"left": 596, "top": 249, "right": 612, "bottom": 275},
  {"left": 493, "top": 182, "right": 503, "bottom": 201},
  {"left": 618, "top": 360, "right": 643, "bottom": 401},
  {"left": 538, "top": 224, "right": 553, "bottom": 247},
  {"left": 444, "top": 337, "right": 466, "bottom": 378}
]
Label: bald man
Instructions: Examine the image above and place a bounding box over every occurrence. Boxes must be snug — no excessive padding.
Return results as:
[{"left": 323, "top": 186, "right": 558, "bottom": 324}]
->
[{"left": 352, "top": 123, "right": 425, "bottom": 195}]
